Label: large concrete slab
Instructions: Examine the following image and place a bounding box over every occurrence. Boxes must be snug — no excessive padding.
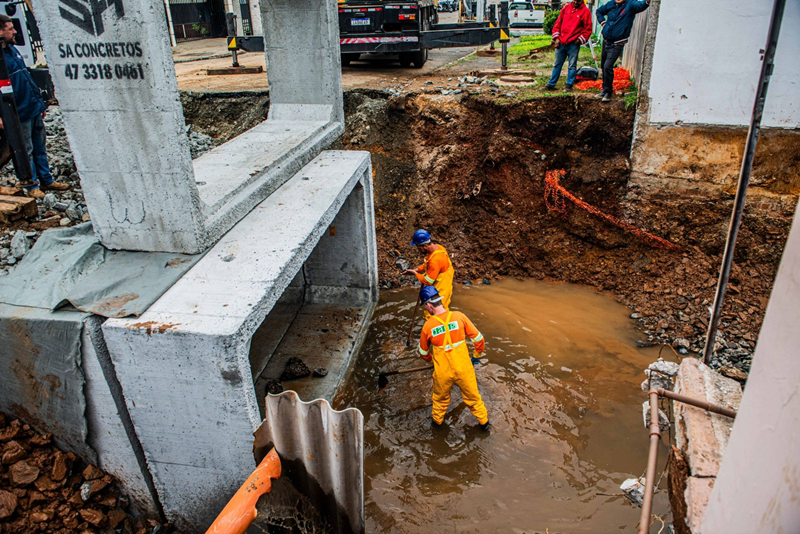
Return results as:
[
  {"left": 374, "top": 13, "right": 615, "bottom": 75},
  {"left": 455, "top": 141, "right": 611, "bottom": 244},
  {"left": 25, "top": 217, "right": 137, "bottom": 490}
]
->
[
  {"left": 101, "top": 150, "right": 376, "bottom": 531},
  {"left": 0, "top": 306, "right": 157, "bottom": 515},
  {"left": 702, "top": 196, "right": 800, "bottom": 533},
  {"left": 32, "top": 0, "right": 346, "bottom": 254}
]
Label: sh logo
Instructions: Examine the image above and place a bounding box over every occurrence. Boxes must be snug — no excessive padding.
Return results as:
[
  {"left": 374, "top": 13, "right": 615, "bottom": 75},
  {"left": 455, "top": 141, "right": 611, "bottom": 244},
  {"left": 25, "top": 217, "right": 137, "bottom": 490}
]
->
[{"left": 59, "top": 0, "right": 125, "bottom": 37}]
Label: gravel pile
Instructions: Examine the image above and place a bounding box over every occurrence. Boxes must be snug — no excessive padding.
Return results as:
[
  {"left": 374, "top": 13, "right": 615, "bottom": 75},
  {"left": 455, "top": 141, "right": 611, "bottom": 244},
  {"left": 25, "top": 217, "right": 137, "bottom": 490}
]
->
[
  {"left": 0, "top": 412, "right": 172, "bottom": 533},
  {"left": 0, "top": 107, "right": 219, "bottom": 277}
]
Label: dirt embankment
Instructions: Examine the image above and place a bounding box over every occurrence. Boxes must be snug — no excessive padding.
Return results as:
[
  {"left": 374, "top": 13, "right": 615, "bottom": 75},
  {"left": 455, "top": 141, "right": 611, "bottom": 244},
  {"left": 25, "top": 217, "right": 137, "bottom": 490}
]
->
[{"left": 333, "top": 90, "right": 792, "bottom": 374}]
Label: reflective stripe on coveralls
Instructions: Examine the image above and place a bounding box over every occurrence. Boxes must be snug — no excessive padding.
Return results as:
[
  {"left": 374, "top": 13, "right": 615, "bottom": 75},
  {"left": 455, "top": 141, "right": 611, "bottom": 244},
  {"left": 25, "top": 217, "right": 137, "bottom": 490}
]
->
[
  {"left": 416, "top": 246, "right": 454, "bottom": 318},
  {"left": 419, "top": 311, "right": 488, "bottom": 425}
]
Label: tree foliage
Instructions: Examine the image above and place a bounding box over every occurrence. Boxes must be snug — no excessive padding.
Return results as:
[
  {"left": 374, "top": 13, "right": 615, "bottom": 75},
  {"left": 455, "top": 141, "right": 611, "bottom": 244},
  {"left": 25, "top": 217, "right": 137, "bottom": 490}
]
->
[{"left": 543, "top": 9, "right": 560, "bottom": 35}]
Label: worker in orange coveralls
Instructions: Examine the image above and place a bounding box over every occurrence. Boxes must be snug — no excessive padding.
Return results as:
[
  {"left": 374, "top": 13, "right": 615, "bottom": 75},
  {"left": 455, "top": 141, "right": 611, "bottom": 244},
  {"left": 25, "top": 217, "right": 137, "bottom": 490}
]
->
[
  {"left": 403, "top": 229, "right": 455, "bottom": 318},
  {"left": 417, "top": 286, "right": 490, "bottom": 431}
]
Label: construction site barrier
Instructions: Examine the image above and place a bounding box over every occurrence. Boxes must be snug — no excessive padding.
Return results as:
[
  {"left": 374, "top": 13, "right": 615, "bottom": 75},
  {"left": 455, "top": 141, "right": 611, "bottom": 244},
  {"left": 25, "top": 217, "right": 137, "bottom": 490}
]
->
[{"left": 544, "top": 169, "right": 681, "bottom": 251}]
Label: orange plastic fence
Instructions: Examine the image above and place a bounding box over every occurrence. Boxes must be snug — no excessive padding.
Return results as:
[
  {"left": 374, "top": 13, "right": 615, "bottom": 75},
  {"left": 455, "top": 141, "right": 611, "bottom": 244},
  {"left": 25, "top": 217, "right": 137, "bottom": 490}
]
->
[
  {"left": 544, "top": 169, "right": 680, "bottom": 251},
  {"left": 206, "top": 448, "right": 282, "bottom": 534},
  {"left": 576, "top": 67, "right": 633, "bottom": 92}
]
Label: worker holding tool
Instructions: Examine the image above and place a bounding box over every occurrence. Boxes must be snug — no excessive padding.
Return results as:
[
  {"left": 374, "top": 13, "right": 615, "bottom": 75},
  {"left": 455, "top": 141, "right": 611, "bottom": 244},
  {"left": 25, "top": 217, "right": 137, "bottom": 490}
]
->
[
  {"left": 403, "top": 229, "right": 455, "bottom": 317},
  {"left": 595, "top": 0, "right": 650, "bottom": 102},
  {"left": 417, "top": 286, "right": 490, "bottom": 431},
  {"left": 543, "top": 0, "right": 592, "bottom": 92}
]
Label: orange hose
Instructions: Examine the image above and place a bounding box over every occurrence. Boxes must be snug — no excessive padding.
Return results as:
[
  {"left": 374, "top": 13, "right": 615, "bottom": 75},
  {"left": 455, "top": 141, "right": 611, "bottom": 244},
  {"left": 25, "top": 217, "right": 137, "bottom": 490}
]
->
[
  {"left": 544, "top": 169, "right": 681, "bottom": 251},
  {"left": 206, "top": 448, "right": 282, "bottom": 534}
]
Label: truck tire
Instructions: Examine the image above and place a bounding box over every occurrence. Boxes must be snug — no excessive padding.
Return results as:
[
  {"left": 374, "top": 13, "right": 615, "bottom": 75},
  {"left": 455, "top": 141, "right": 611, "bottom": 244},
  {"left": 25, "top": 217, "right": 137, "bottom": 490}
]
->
[
  {"left": 398, "top": 52, "right": 412, "bottom": 68},
  {"left": 411, "top": 48, "right": 428, "bottom": 68},
  {"left": 341, "top": 53, "right": 358, "bottom": 67}
]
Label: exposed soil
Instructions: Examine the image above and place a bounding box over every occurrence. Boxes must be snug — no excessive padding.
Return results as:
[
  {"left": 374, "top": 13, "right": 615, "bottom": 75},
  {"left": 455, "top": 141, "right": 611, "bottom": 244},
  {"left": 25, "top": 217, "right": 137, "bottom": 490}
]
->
[
  {"left": 179, "top": 91, "right": 269, "bottom": 141},
  {"left": 0, "top": 412, "right": 172, "bottom": 533},
  {"left": 332, "top": 90, "right": 793, "bottom": 374}
]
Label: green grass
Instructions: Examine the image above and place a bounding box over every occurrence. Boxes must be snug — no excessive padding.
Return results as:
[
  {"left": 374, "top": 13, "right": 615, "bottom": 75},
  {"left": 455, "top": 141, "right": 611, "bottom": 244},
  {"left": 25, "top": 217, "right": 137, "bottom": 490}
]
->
[
  {"left": 624, "top": 82, "right": 638, "bottom": 109},
  {"left": 507, "top": 36, "right": 598, "bottom": 68},
  {"left": 508, "top": 35, "right": 552, "bottom": 57}
]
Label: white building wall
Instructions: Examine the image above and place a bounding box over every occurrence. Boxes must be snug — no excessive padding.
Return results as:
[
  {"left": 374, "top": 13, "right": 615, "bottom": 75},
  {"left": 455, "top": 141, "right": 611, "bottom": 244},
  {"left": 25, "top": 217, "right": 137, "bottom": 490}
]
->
[
  {"left": 647, "top": 0, "right": 799, "bottom": 128},
  {"left": 701, "top": 195, "right": 800, "bottom": 531}
]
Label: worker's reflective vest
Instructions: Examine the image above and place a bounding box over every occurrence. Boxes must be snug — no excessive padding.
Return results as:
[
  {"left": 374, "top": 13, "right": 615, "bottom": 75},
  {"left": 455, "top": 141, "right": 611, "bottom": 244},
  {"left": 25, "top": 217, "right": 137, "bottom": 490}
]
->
[
  {"left": 416, "top": 246, "right": 454, "bottom": 311},
  {"left": 418, "top": 310, "right": 484, "bottom": 361}
]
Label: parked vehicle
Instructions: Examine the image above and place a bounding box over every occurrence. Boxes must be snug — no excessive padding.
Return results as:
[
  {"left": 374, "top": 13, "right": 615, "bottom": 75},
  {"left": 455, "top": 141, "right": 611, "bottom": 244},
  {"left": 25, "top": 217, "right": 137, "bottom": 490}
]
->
[
  {"left": 338, "top": 0, "right": 508, "bottom": 69},
  {"left": 509, "top": 1, "right": 547, "bottom": 28},
  {"left": 438, "top": 0, "right": 457, "bottom": 12}
]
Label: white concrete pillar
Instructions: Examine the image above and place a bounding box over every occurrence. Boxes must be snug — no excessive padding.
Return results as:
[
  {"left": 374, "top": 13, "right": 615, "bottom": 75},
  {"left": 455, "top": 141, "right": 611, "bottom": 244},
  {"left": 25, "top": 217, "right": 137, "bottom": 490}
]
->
[
  {"left": 701, "top": 197, "right": 800, "bottom": 532},
  {"left": 260, "top": 0, "right": 344, "bottom": 125},
  {"left": 249, "top": 0, "right": 264, "bottom": 37},
  {"left": 31, "top": 0, "right": 204, "bottom": 253}
]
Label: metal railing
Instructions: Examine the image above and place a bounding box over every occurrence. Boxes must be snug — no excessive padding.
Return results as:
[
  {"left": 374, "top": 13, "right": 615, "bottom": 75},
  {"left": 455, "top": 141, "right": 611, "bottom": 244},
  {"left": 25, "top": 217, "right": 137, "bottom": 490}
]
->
[{"left": 639, "top": 388, "right": 736, "bottom": 534}]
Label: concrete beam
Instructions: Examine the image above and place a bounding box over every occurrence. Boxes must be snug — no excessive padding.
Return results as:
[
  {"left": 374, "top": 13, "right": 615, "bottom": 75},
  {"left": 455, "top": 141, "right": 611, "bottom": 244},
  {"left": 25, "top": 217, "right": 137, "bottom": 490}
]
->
[
  {"left": 32, "top": 0, "right": 345, "bottom": 254},
  {"left": 101, "top": 151, "right": 375, "bottom": 531},
  {"left": 260, "top": 0, "right": 344, "bottom": 127}
]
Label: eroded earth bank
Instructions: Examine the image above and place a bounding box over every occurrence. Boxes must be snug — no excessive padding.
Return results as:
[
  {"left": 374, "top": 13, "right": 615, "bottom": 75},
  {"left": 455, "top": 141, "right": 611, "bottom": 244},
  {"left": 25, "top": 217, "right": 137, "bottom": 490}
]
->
[{"left": 333, "top": 90, "right": 790, "bottom": 376}]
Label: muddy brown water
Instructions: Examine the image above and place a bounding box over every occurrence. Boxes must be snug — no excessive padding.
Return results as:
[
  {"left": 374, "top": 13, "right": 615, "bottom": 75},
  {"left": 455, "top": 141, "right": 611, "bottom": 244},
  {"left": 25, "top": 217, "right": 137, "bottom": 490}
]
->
[{"left": 335, "top": 278, "right": 671, "bottom": 533}]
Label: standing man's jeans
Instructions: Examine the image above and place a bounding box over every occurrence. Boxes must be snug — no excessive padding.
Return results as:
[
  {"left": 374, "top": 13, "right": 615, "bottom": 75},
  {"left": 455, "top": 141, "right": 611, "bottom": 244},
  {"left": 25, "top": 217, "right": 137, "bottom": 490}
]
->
[
  {"left": 20, "top": 113, "right": 54, "bottom": 188},
  {"left": 601, "top": 42, "right": 625, "bottom": 95},
  {"left": 547, "top": 42, "right": 581, "bottom": 87}
]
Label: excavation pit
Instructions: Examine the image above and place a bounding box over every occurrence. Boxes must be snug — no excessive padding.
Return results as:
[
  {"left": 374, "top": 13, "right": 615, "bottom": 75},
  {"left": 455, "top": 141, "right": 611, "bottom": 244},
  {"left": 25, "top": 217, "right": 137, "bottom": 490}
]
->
[{"left": 335, "top": 279, "right": 674, "bottom": 531}]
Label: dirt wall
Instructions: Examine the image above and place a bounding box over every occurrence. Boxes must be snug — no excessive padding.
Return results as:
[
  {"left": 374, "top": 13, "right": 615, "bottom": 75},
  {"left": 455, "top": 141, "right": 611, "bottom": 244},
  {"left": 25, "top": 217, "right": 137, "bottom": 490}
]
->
[
  {"left": 332, "top": 90, "right": 793, "bottom": 374},
  {"left": 631, "top": 124, "right": 800, "bottom": 215}
]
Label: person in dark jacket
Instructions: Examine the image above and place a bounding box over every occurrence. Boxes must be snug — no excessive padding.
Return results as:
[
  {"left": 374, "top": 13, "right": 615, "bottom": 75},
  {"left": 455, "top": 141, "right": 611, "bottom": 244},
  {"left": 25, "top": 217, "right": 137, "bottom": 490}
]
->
[
  {"left": 0, "top": 15, "right": 69, "bottom": 197},
  {"left": 595, "top": 0, "right": 650, "bottom": 102},
  {"left": 544, "top": 0, "right": 592, "bottom": 92}
]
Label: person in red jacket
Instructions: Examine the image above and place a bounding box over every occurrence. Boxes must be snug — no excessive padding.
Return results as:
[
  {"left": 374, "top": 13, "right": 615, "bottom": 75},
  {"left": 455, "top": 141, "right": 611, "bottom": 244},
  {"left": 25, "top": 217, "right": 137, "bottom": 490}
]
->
[{"left": 544, "top": 0, "right": 592, "bottom": 92}]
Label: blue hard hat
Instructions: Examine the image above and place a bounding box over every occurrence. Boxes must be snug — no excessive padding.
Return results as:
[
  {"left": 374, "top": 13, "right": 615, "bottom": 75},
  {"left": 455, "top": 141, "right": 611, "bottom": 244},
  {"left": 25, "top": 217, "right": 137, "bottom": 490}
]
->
[
  {"left": 419, "top": 285, "right": 441, "bottom": 304},
  {"left": 410, "top": 229, "right": 432, "bottom": 246}
]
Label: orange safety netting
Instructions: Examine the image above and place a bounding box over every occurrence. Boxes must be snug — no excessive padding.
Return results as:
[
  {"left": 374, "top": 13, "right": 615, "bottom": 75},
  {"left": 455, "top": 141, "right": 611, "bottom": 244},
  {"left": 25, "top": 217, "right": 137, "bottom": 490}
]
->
[
  {"left": 575, "top": 67, "right": 633, "bottom": 92},
  {"left": 544, "top": 169, "right": 681, "bottom": 251}
]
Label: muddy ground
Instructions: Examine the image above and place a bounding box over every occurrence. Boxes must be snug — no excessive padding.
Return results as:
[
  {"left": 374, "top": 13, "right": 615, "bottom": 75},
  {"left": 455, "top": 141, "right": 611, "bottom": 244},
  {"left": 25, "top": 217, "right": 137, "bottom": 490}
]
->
[
  {"left": 332, "top": 90, "right": 791, "bottom": 376},
  {"left": 1, "top": 87, "right": 789, "bottom": 375}
]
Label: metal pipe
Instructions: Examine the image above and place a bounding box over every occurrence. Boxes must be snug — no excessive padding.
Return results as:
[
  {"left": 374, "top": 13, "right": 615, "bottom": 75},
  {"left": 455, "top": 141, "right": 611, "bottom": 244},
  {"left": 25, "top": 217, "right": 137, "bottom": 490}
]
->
[
  {"left": 163, "top": 0, "right": 177, "bottom": 47},
  {"left": 656, "top": 388, "right": 737, "bottom": 420},
  {"left": 638, "top": 388, "right": 738, "bottom": 532},
  {"left": 639, "top": 391, "right": 662, "bottom": 534},
  {"left": 702, "top": 0, "right": 786, "bottom": 365}
]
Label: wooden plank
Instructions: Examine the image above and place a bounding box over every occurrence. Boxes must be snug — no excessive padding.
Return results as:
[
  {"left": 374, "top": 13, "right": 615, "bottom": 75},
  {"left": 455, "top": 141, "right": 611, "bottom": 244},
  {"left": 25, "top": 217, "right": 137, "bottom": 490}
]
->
[
  {"left": 0, "top": 185, "right": 25, "bottom": 197},
  {"left": 0, "top": 194, "right": 37, "bottom": 224}
]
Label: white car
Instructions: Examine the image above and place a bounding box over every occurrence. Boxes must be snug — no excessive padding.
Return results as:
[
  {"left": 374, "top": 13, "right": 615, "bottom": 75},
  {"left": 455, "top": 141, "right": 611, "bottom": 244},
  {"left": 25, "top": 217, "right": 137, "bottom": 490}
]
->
[{"left": 509, "top": 1, "right": 547, "bottom": 29}]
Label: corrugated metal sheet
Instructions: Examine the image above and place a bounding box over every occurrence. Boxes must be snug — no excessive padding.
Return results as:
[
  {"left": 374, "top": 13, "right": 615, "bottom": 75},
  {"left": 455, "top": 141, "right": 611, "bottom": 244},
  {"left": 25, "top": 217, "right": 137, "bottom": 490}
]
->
[{"left": 253, "top": 391, "right": 364, "bottom": 534}]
